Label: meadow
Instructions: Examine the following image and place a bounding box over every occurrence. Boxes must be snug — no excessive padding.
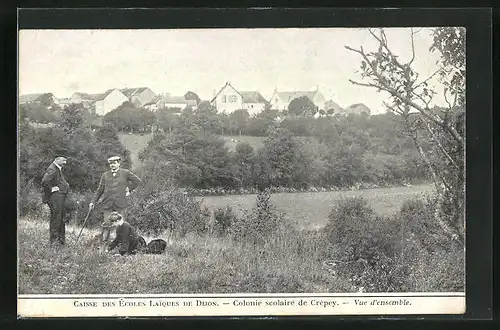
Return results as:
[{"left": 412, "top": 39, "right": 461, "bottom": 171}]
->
[
  {"left": 199, "top": 183, "right": 435, "bottom": 229},
  {"left": 17, "top": 183, "right": 454, "bottom": 295},
  {"left": 18, "top": 214, "right": 343, "bottom": 294}
]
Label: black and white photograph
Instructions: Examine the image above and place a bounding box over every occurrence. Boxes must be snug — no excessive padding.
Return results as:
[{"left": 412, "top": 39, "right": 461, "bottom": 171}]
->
[{"left": 17, "top": 15, "right": 469, "bottom": 317}]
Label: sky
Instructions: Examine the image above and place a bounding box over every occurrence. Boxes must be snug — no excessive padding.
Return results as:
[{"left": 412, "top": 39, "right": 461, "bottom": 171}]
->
[{"left": 19, "top": 28, "right": 449, "bottom": 114}]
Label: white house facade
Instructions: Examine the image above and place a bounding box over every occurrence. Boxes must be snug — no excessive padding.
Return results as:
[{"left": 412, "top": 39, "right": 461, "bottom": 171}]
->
[
  {"left": 94, "top": 89, "right": 129, "bottom": 116},
  {"left": 211, "top": 82, "right": 267, "bottom": 115},
  {"left": 269, "top": 89, "right": 326, "bottom": 112}
]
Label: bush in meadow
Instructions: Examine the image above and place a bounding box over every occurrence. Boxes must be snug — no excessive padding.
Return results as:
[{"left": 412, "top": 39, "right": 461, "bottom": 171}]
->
[
  {"left": 231, "top": 188, "right": 286, "bottom": 245},
  {"left": 213, "top": 206, "right": 237, "bottom": 236}
]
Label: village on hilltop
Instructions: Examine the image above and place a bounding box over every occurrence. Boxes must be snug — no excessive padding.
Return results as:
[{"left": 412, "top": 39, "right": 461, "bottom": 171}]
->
[{"left": 19, "top": 82, "right": 372, "bottom": 119}]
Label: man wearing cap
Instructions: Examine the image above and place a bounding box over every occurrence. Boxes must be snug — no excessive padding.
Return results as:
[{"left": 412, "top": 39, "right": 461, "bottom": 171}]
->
[
  {"left": 89, "top": 156, "right": 141, "bottom": 243},
  {"left": 41, "top": 155, "right": 70, "bottom": 246}
]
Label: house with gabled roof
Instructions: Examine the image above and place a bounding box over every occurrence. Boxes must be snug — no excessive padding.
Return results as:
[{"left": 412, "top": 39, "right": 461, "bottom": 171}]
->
[
  {"left": 144, "top": 93, "right": 197, "bottom": 112},
  {"left": 94, "top": 89, "right": 129, "bottom": 116},
  {"left": 269, "top": 88, "right": 326, "bottom": 112},
  {"left": 70, "top": 92, "right": 103, "bottom": 108},
  {"left": 211, "top": 82, "right": 268, "bottom": 116},
  {"left": 119, "top": 87, "right": 156, "bottom": 108}
]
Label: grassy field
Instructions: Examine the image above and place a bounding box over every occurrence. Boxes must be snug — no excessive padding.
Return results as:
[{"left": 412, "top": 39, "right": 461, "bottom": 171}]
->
[
  {"left": 18, "top": 183, "right": 459, "bottom": 295},
  {"left": 199, "top": 183, "right": 435, "bottom": 230},
  {"left": 18, "top": 215, "right": 345, "bottom": 294},
  {"left": 221, "top": 135, "right": 265, "bottom": 152}
]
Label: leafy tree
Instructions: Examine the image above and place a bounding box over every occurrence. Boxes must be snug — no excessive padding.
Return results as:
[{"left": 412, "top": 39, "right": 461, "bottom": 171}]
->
[
  {"left": 154, "top": 107, "right": 181, "bottom": 134},
  {"left": 263, "top": 126, "right": 300, "bottom": 187},
  {"left": 102, "top": 102, "right": 155, "bottom": 133},
  {"left": 19, "top": 103, "right": 106, "bottom": 192},
  {"left": 228, "top": 109, "right": 250, "bottom": 136},
  {"left": 280, "top": 116, "right": 315, "bottom": 136},
  {"left": 182, "top": 101, "right": 221, "bottom": 135},
  {"left": 230, "top": 142, "right": 257, "bottom": 187},
  {"left": 287, "top": 96, "right": 318, "bottom": 116},
  {"left": 140, "top": 127, "right": 236, "bottom": 188},
  {"left": 94, "top": 125, "right": 132, "bottom": 169},
  {"left": 247, "top": 109, "right": 281, "bottom": 136},
  {"left": 346, "top": 27, "right": 465, "bottom": 242},
  {"left": 58, "top": 103, "right": 89, "bottom": 133},
  {"left": 19, "top": 103, "right": 58, "bottom": 124},
  {"left": 184, "top": 91, "right": 201, "bottom": 105}
]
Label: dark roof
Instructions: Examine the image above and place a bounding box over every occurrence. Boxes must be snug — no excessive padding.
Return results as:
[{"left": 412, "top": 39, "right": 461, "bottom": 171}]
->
[
  {"left": 119, "top": 87, "right": 150, "bottom": 98},
  {"left": 72, "top": 92, "right": 102, "bottom": 101},
  {"left": 144, "top": 95, "right": 162, "bottom": 106},
  {"left": 325, "top": 100, "right": 344, "bottom": 112},
  {"left": 240, "top": 91, "right": 267, "bottom": 104}
]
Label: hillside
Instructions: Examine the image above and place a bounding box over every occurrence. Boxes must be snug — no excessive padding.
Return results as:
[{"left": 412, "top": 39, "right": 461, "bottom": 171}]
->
[{"left": 119, "top": 133, "right": 269, "bottom": 168}]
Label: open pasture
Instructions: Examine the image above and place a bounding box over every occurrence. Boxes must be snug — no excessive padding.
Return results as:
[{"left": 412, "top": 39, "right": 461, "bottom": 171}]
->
[{"left": 199, "top": 184, "right": 435, "bottom": 229}]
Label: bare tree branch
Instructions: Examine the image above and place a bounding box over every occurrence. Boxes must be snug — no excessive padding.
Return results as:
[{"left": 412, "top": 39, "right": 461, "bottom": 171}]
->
[
  {"left": 409, "top": 28, "right": 416, "bottom": 65},
  {"left": 368, "top": 28, "right": 407, "bottom": 70},
  {"left": 345, "top": 45, "right": 463, "bottom": 144},
  {"left": 413, "top": 66, "right": 445, "bottom": 90}
]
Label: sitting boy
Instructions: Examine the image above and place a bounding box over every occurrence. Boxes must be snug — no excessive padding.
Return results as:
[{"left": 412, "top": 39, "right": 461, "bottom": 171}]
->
[{"left": 106, "top": 211, "right": 142, "bottom": 256}]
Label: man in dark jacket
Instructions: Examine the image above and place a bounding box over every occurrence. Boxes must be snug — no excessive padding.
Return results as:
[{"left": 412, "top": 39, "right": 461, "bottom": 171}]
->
[
  {"left": 89, "top": 156, "right": 141, "bottom": 242},
  {"left": 41, "top": 155, "right": 70, "bottom": 246},
  {"left": 106, "top": 212, "right": 141, "bottom": 255}
]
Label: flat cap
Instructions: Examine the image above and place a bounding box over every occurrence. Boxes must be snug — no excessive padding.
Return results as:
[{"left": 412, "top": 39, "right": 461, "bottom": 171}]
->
[
  {"left": 107, "top": 156, "right": 121, "bottom": 163},
  {"left": 108, "top": 211, "right": 123, "bottom": 222}
]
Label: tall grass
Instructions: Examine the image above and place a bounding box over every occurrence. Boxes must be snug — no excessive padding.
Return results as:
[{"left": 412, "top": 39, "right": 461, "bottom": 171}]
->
[
  {"left": 18, "top": 215, "right": 350, "bottom": 294},
  {"left": 18, "top": 189, "right": 463, "bottom": 294}
]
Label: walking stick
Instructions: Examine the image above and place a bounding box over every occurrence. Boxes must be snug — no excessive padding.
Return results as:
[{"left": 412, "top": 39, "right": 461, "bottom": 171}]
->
[{"left": 75, "top": 206, "right": 93, "bottom": 244}]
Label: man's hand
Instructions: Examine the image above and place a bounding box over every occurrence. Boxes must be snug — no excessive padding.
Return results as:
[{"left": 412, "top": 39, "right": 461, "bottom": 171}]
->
[
  {"left": 89, "top": 202, "right": 94, "bottom": 210},
  {"left": 51, "top": 186, "right": 60, "bottom": 192}
]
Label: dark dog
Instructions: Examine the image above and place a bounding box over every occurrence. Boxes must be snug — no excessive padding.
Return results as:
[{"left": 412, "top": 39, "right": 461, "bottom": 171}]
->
[
  {"left": 145, "top": 239, "right": 167, "bottom": 254},
  {"left": 137, "top": 236, "right": 147, "bottom": 251}
]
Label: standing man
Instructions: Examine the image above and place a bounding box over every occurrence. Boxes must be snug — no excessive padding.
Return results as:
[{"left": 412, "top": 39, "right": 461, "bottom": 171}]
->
[
  {"left": 41, "top": 155, "right": 70, "bottom": 246},
  {"left": 89, "top": 156, "right": 141, "bottom": 243}
]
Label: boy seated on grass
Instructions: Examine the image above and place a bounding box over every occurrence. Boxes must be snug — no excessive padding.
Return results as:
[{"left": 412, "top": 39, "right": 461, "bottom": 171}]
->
[{"left": 105, "top": 211, "right": 144, "bottom": 256}]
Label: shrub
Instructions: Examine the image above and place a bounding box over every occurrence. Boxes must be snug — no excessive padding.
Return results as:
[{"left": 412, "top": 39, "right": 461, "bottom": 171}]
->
[
  {"left": 127, "top": 181, "right": 211, "bottom": 237},
  {"left": 323, "top": 196, "right": 412, "bottom": 292},
  {"left": 213, "top": 206, "right": 237, "bottom": 236},
  {"left": 231, "top": 188, "right": 286, "bottom": 245},
  {"left": 398, "top": 196, "right": 456, "bottom": 253},
  {"left": 324, "top": 196, "right": 379, "bottom": 260},
  {"left": 18, "top": 179, "right": 44, "bottom": 217}
]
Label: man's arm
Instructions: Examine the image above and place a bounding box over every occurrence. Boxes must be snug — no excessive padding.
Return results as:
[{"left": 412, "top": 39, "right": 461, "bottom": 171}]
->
[
  {"left": 41, "top": 166, "right": 56, "bottom": 189},
  {"left": 126, "top": 170, "right": 141, "bottom": 192},
  {"left": 91, "top": 174, "right": 106, "bottom": 204},
  {"left": 107, "top": 226, "right": 121, "bottom": 251}
]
